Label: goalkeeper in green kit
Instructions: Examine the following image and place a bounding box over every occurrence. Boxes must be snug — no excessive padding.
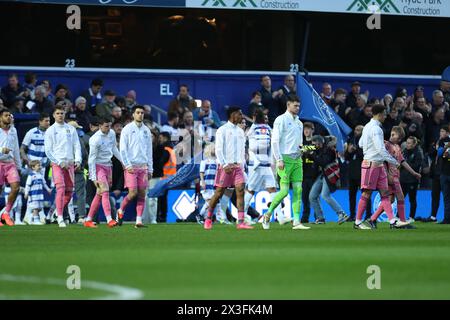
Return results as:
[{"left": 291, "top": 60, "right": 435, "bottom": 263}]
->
[{"left": 262, "top": 94, "right": 311, "bottom": 230}]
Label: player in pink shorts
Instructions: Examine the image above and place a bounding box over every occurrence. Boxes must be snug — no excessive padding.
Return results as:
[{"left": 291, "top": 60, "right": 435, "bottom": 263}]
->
[
  {"left": 355, "top": 104, "right": 410, "bottom": 229},
  {"left": 368, "top": 126, "right": 421, "bottom": 228},
  {"left": 118, "top": 105, "right": 153, "bottom": 228},
  {"left": 0, "top": 109, "right": 21, "bottom": 227},
  {"left": 44, "top": 105, "right": 82, "bottom": 228},
  {"left": 84, "top": 118, "right": 123, "bottom": 228},
  {"left": 203, "top": 106, "right": 253, "bottom": 230}
]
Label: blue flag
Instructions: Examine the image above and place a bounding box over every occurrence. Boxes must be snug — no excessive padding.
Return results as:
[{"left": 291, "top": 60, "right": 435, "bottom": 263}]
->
[{"left": 297, "top": 74, "right": 352, "bottom": 152}]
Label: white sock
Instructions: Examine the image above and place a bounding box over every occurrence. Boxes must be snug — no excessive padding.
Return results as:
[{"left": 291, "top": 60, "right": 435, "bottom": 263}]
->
[
  {"left": 200, "top": 203, "right": 209, "bottom": 219},
  {"left": 39, "top": 209, "right": 46, "bottom": 221},
  {"left": 68, "top": 198, "right": 75, "bottom": 222},
  {"left": 15, "top": 210, "right": 21, "bottom": 223},
  {"left": 220, "top": 195, "right": 230, "bottom": 218},
  {"left": 355, "top": 219, "right": 362, "bottom": 225},
  {"left": 136, "top": 216, "right": 143, "bottom": 224},
  {"left": 106, "top": 216, "right": 112, "bottom": 223},
  {"left": 85, "top": 216, "right": 92, "bottom": 222},
  {"left": 390, "top": 218, "right": 397, "bottom": 224},
  {"left": 244, "top": 192, "right": 253, "bottom": 214},
  {"left": 24, "top": 207, "right": 33, "bottom": 223},
  {"left": 57, "top": 216, "right": 64, "bottom": 223}
]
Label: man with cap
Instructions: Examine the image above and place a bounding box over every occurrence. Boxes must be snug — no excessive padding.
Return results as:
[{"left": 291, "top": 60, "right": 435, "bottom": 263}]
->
[
  {"left": 346, "top": 81, "right": 362, "bottom": 109},
  {"left": 95, "top": 90, "right": 117, "bottom": 120}
]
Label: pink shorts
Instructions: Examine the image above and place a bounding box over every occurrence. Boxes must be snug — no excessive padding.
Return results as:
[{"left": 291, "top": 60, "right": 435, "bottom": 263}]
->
[
  {"left": 360, "top": 162, "right": 388, "bottom": 191},
  {"left": 96, "top": 164, "right": 112, "bottom": 187},
  {"left": 0, "top": 162, "right": 20, "bottom": 185},
  {"left": 52, "top": 164, "right": 74, "bottom": 191},
  {"left": 214, "top": 165, "right": 246, "bottom": 188},
  {"left": 124, "top": 167, "right": 148, "bottom": 190}
]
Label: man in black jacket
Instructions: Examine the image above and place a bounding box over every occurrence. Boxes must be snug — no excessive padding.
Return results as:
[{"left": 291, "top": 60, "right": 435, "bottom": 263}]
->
[
  {"left": 424, "top": 125, "right": 449, "bottom": 222},
  {"left": 345, "top": 125, "right": 371, "bottom": 221},
  {"left": 437, "top": 133, "right": 450, "bottom": 224},
  {"left": 301, "top": 122, "right": 319, "bottom": 223},
  {"left": 400, "top": 136, "right": 423, "bottom": 221}
]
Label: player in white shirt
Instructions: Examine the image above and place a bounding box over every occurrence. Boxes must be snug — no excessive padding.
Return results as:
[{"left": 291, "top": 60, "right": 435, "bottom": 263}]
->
[
  {"left": 199, "top": 143, "right": 230, "bottom": 224},
  {"left": 84, "top": 118, "right": 123, "bottom": 228},
  {"left": 262, "top": 94, "right": 310, "bottom": 230},
  {"left": 44, "top": 105, "right": 82, "bottom": 228},
  {"left": 203, "top": 107, "right": 253, "bottom": 230},
  {"left": 354, "top": 104, "right": 408, "bottom": 229},
  {"left": 20, "top": 113, "right": 51, "bottom": 176},
  {"left": 0, "top": 109, "right": 21, "bottom": 227},
  {"left": 244, "top": 108, "right": 290, "bottom": 225},
  {"left": 118, "top": 105, "right": 153, "bottom": 228}
]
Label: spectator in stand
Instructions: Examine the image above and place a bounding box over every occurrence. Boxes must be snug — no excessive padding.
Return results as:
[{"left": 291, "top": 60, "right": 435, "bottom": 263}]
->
[
  {"left": 301, "top": 122, "right": 318, "bottom": 223},
  {"left": 330, "top": 88, "right": 349, "bottom": 120},
  {"left": 346, "top": 81, "right": 362, "bottom": 109},
  {"left": 115, "top": 96, "right": 131, "bottom": 120},
  {"left": 440, "top": 67, "right": 450, "bottom": 104},
  {"left": 9, "top": 96, "right": 30, "bottom": 114},
  {"left": 320, "top": 82, "right": 333, "bottom": 105},
  {"left": 400, "top": 136, "right": 423, "bottom": 222},
  {"left": 74, "top": 96, "right": 93, "bottom": 133},
  {"left": 31, "top": 85, "right": 53, "bottom": 114},
  {"left": 168, "top": 84, "right": 197, "bottom": 118},
  {"left": 392, "top": 96, "right": 407, "bottom": 115},
  {"left": 399, "top": 107, "right": 415, "bottom": 129},
  {"left": 431, "top": 90, "right": 450, "bottom": 121},
  {"left": 24, "top": 72, "right": 37, "bottom": 100},
  {"left": 395, "top": 87, "right": 408, "bottom": 100},
  {"left": 425, "top": 107, "right": 448, "bottom": 151},
  {"left": 347, "top": 94, "right": 368, "bottom": 128},
  {"left": 414, "top": 96, "right": 432, "bottom": 123},
  {"left": 111, "top": 106, "right": 123, "bottom": 123},
  {"left": 344, "top": 125, "right": 371, "bottom": 221},
  {"left": 359, "top": 104, "right": 373, "bottom": 126},
  {"left": 80, "top": 78, "right": 103, "bottom": 113},
  {"left": 247, "top": 91, "right": 265, "bottom": 121},
  {"left": 0, "top": 98, "right": 4, "bottom": 109},
  {"left": 54, "top": 84, "right": 71, "bottom": 105},
  {"left": 383, "top": 106, "right": 401, "bottom": 140},
  {"left": 383, "top": 94, "right": 393, "bottom": 108},
  {"left": 425, "top": 124, "right": 450, "bottom": 222},
  {"left": 1, "top": 73, "right": 25, "bottom": 108},
  {"left": 142, "top": 105, "right": 160, "bottom": 131},
  {"left": 125, "top": 90, "right": 138, "bottom": 109},
  {"left": 259, "top": 75, "right": 278, "bottom": 126},
  {"left": 274, "top": 74, "right": 296, "bottom": 115},
  {"left": 95, "top": 90, "right": 117, "bottom": 120},
  {"left": 193, "top": 99, "right": 221, "bottom": 127},
  {"left": 194, "top": 100, "right": 221, "bottom": 143},
  {"left": 414, "top": 86, "right": 425, "bottom": 100},
  {"left": 161, "top": 111, "right": 180, "bottom": 144},
  {"left": 40, "top": 80, "right": 55, "bottom": 103},
  {"left": 405, "top": 112, "right": 424, "bottom": 146},
  {"left": 81, "top": 117, "right": 99, "bottom": 152}
]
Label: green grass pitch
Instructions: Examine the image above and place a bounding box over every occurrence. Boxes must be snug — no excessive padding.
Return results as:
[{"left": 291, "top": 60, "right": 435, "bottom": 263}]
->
[{"left": 1, "top": 222, "right": 450, "bottom": 300}]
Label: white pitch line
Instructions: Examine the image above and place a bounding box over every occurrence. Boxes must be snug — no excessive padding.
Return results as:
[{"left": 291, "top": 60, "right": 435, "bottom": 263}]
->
[{"left": 0, "top": 274, "right": 144, "bottom": 300}]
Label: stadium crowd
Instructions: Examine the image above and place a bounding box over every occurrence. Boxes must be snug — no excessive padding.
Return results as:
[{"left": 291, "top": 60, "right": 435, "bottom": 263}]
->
[{"left": 1, "top": 70, "right": 450, "bottom": 226}]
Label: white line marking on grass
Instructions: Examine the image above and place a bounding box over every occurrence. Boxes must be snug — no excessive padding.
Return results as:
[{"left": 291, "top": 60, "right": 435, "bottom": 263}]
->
[{"left": 0, "top": 274, "right": 144, "bottom": 300}]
